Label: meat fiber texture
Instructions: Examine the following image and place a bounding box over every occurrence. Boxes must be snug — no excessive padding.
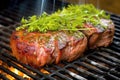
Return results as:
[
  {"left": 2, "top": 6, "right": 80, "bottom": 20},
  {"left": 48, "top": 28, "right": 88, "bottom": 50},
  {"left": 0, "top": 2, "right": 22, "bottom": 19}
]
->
[
  {"left": 10, "top": 30, "right": 87, "bottom": 67},
  {"left": 10, "top": 19, "right": 115, "bottom": 67},
  {"left": 10, "top": 18, "right": 114, "bottom": 67},
  {"left": 82, "top": 19, "right": 114, "bottom": 49}
]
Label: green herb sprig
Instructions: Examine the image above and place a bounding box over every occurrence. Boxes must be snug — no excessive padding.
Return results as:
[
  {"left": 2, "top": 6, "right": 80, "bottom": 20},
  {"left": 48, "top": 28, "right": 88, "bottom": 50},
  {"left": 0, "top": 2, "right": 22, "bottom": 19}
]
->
[{"left": 16, "top": 4, "right": 110, "bottom": 33}]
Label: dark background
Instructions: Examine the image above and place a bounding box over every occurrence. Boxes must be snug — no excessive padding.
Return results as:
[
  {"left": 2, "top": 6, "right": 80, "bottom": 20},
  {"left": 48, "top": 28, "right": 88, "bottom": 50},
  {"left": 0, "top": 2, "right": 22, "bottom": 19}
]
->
[
  {"left": 64, "top": 0, "right": 120, "bottom": 15},
  {"left": 0, "top": 0, "right": 120, "bottom": 15}
]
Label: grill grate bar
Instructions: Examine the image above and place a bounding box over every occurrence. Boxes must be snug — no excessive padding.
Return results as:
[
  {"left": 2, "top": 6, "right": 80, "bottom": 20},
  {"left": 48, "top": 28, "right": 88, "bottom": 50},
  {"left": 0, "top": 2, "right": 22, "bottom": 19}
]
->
[
  {"left": 75, "top": 61, "right": 105, "bottom": 74},
  {"left": 0, "top": 66, "right": 25, "bottom": 80},
  {"left": 0, "top": 49, "right": 55, "bottom": 80},
  {"left": 109, "top": 68, "right": 120, "bottom": 77},
  {"left": 69, "top": 62, "right": 106, "bottom": 80},
  {"left": 0, "top": 15, "right": 15, "bottom": 23},
  {"left": 115, "top": 28, "right": 120, "bottom": 34},
  {"left": 100, "top": 48, "right": 120, "bottom": 57},
  {"left": 0, "top": 30, "right": 11, "bottom": 37},
  {"left": 115, "top": 24, "right": 120, "bottom": 28},
  {"left": 0, "top": 27, "right": 13, "bottom": 34},
  {"left": 51, "top": 72, "right": 73, "bottom": 80},
  {"left": 65, "top": 69, "right": 87, "bottom": 80},
  {"left": 90, "top": 55, "right": 117, "bottom": 66},
  {"left": 43, "top": 64, "right": 65, "bottom": 75},
  {"left": 114, "top": 33, "right": 120, "bottom": 39},
  {"left": 111, "top": 15, "right": 120, "bottom": 21},
  {"left": 0, "top": 74, "right": 9, "bottom": 80},
  {"left": 0, "top": 43, "right": 11, "bottom": 51},
  {"left": 0, "top": 53, "right": 42, "bottom": 80},
  {"left": 0, "top": 9, "right": 22, "bottom": 22},
  {"left": 0, "top": 36, "right": 10, "bottom": 43},
  {"left": 110, "top": 14, "right": 120, "bottom": 18},
  {"left": 107, "top": 72, "right": 120, "bottom": 80},
  {"left": 112, "top": 42, "right": 120, "bottom": 48},
  {"left": 97, "top": 52, "right": 120, "bottom": 64},
  {"left": 84, "top": 58, "right": 110, "bottom": 71},
  {"left": 109, "top": 44, "right": 120, "bottom": 52}
]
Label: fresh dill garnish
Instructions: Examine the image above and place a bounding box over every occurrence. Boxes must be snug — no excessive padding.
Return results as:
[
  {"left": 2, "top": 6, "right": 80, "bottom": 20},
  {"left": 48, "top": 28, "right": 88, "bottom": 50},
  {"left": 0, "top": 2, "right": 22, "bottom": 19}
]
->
[{"left": 16, "top": 4, "right": 110, "bottom": 33}]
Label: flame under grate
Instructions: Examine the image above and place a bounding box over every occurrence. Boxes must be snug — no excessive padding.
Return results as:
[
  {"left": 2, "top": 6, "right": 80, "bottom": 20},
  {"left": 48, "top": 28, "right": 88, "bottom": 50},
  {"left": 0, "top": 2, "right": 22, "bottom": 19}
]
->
[{"left": 0, "top": 1, "right": 120, "bottom": 80}]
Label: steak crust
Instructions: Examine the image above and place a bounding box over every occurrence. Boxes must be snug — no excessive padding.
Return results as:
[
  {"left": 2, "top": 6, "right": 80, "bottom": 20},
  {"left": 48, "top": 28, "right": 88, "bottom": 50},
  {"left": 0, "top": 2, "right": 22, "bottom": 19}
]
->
[
  {"left": 10, "top": 30, "right": 87, "bottom": 67},
  {"left": 10, "top": 19, "right": 115, "bottom": 67},
  {"left": 82, "top": 19, "right": 114, "bottom": 49}
]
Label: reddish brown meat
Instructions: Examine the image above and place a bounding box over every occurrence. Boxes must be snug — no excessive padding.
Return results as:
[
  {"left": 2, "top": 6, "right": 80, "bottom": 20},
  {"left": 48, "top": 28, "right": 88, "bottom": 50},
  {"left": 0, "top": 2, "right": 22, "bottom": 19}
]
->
[
  {"left": 10, "top": 19, "right": 114, "bottom": 67},
  {"left": 10, "top": 30, "right": 87, "bottom": 67},
  {"left": 82, "top": 19, "right": 115, "bottom": 49}
]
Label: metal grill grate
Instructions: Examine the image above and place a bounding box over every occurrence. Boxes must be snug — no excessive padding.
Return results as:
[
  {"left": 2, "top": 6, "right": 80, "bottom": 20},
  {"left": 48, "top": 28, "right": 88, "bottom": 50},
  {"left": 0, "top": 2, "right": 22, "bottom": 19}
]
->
[
  {"left": 0, "top": 13, "right": 120, "bottom": 80},
  {"left": 0, "top": 1, "right": 120, "bottom": 80}
]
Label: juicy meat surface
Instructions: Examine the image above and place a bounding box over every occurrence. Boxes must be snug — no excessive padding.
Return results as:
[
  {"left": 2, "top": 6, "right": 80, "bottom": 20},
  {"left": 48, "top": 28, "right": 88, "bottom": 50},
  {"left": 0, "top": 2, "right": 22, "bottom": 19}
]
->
[
  {"left": 10, "top": 19, "right": 114, "bottom": 67},
  {"left": 10, "top": 30, "right": 87, "bottom": 67},
  {"left": 82, "top": 19, "right": 115, "bottom": 49}
]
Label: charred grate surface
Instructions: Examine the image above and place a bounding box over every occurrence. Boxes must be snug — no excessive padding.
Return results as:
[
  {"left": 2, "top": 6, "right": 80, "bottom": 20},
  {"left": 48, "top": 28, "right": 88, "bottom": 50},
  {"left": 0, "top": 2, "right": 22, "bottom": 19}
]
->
[{"left": 0, "top": 13, "right": 120, "bottom": 80}]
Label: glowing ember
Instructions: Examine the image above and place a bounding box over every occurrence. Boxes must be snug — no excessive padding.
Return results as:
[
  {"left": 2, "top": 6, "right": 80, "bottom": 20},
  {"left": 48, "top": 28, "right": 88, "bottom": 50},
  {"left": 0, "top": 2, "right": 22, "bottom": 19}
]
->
[
  {"left": 0, "top": 59, "right": 50, "bottom": 80},
  {"left": 6, "top": 74, "right": 15, "bottom": 80},
  {"left": 40, "top": 68, "right": 50, "bottom": 74},
  {"left": 0, "top": 60, "right": 2, "bottom": 65},
  {"left": 9, "top": 67, "right": 31, "bottom": 79}
]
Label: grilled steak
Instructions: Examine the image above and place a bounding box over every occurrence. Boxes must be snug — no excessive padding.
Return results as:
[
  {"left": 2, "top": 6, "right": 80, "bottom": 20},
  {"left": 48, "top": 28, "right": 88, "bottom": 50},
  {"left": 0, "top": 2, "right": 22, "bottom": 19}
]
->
[
  {"left": 82, "top": 19, "right": 114, "bottom": 49},
  {"left": 10, "top": 4, "right": 115, "bottom": 67},
  {"left": 10, "top": 30, "right": 87, "bottom": 67}
]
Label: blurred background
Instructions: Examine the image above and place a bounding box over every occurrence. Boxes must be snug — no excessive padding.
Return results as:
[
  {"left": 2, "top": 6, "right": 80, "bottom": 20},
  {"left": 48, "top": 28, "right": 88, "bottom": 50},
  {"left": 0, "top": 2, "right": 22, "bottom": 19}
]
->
[
  {"left": 65, "top": 0, "right": 120, "bottom": 15},
  {"left": 0, "top": 0, "right": 120, "bottom": 23},
  {"left": 0, "top": 0, "right": 120, "bottom": 15}
]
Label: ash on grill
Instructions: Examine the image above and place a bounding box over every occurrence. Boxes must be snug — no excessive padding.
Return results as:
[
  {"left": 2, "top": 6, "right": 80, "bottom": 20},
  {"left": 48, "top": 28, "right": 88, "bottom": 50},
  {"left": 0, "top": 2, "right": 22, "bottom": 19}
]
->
[{"left": 0, "top": 1, "right": 120, "bottom": 80}]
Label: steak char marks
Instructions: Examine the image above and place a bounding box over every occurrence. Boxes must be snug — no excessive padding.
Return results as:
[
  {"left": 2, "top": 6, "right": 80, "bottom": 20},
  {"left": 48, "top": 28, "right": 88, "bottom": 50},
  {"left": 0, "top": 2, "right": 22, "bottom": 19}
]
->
[
  {"left": 10, "top": 4, "right": 115, "bottom": 67},
  {"left": 82, "top": 19, "right": 114, "bottom": 49},
  {"left": 10, "top": 30, "right": 87, "bottom": 67}
]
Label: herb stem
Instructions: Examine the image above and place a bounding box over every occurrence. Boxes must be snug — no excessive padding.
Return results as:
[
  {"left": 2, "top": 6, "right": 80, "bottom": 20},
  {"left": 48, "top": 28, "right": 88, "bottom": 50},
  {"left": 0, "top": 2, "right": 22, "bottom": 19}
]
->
[
  {"left": 16, "top": 4, "right": 110, "bottom": 33},
  {"left": 61, "top": 28, "right": 95, "bottom": 31}
]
